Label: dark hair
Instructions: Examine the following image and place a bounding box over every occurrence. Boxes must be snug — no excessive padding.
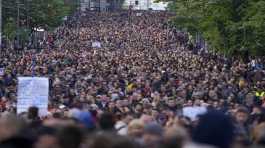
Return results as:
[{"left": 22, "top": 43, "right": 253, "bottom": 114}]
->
[
  {"left": 53, "top": 112, "right": 63, "bottom": 119},
  {"left": 0, "top": 137, "right": 34, "bottom": 148},
  {"left": 236, "top": 107, "right": 249, "bottom": 114},
  {"left": 99, "top": 112, "right": 116, "bottom": 131},
  {"left": 57, "top": 126, "right": 83, "bottom": 148},
  {"left": 163, "top": 136, "right": 183, "bottom": 148},
  {"left": 192, "top": 110, "right": 235, "bottom": 148},
  {"left": 27, "top": 106, "right": 39, "bottom": 120},
  {"left": 111, "top": 135, "right": 137, "bottom": 148},
  {"left": 88, "top": 133, "right": 136, "bottom": 148},
  {"left": 36, "top": 126, "right": 57, "bottom": 136}
]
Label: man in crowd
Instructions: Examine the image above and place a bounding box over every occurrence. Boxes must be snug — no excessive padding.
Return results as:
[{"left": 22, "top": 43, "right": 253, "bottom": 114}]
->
[{"left": 0, "top": 10, "right": 265, "bottom": 148}]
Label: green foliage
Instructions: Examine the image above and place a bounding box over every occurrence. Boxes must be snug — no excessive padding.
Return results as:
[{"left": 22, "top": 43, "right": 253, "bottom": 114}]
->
[
  {"left": 3, "top": 18, "right": 17, "bottom": 40},
  {"left": 160, "top": 0, "right": 265, "bottom": 56},
  {"left": 28, "top": 0, "right": 73, "bottom": 29},
  {"left": 241, "top": 0, "right": 265, "bottom": 55},
  {"left": 3, "top": 0, "right": 76, "bottom": 40},
  {"left": 18, "top": 27, "right": 31, "bottom": 42}
]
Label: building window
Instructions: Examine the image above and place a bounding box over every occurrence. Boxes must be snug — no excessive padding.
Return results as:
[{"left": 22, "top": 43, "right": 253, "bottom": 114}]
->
[{"left": 135, "top": 0, "right": 139, "bottom": 5}]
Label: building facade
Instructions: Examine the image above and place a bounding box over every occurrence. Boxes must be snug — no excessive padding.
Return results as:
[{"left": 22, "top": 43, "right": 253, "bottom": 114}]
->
[
  {"left": 79, "top": 0, "right": 168, "bottom": 11},
  {"left": 123, "top": 0, "right": 168, "bottom": 10}
]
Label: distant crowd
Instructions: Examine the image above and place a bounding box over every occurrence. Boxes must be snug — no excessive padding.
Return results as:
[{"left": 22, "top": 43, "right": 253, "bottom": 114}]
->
[{"left": 0, "top": 10, "right": 265, "bottom": 148}]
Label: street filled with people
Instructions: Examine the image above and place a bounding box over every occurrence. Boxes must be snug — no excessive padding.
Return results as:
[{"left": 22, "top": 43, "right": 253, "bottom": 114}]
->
[{"left": 0, "top": 10, "right": 265, "bottom": 148}]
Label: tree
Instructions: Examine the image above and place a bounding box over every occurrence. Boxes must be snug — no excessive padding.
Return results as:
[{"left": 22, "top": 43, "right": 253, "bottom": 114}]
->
[
  {"left": 3, "top": 18, "right": 16, "bottom": 40},
  {"left": 28, "top": 0, "right": 73, "bottom": 30},
  {"left": 2, "top": 0, "right": 76, "bottom": 41},
  {"left": 158, "top": 0, "right": 265, "bottom": 56},
  {"left": 241, "top": 0, "right": 265, "bottom": 55}
]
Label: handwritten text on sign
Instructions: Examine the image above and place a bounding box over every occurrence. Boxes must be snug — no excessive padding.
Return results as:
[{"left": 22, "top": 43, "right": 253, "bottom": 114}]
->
[{"left": 17, "top": 77, "right": 49, "bottom": 117}]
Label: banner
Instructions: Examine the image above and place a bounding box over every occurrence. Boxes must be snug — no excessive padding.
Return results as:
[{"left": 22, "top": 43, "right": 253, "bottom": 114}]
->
[
  {"left": 92, "top": 41, "right": 101, "bottom": 48},
  {"left": 136, "top": 13, "right": 142, "bottom": 16},
  {"left": 17, "top": 77, "right": 49, "bottom": 116}
]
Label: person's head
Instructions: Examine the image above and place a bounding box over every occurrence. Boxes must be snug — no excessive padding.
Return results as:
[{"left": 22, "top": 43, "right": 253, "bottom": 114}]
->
[
  {"left": 122, "top": 113, "right": 133, "bottom": 124},
  {"left": 213, "top": 101, "right": 219, "bottom": 108},
  {"left": 99, "top": 112, "right": 116, "bottom": 131},
  {"left": 127, "top": 119, "right": 144, "bottom": 138},
  {"left": 192, "top": 110, "right": 235, "bottom": 148},
  {"left": 252, "top": 122, "right": 265, "bottom": 145},
  {"left": 57, "top": 126, "right": 83, "bottom": 148},
  {"left": 34, "top": 126, "right": 59, "bottom": 148},
  {"left": 122, "top": 100, "right": 129, "bottom": 106},
  {"left": 115, "top": 100, "right": 123, "bottom": 108},
  {"left": 167, "top": 99, "right": 176, "bottom": 108},
  {"left": 76, "top": 111, "right": 96, "bottom": 130},
  {"left": 27, "top": 106, "right": 39, "bottom": 120},
  {"left": 235, "top": 107, "right": 249, "bottom": 124},
  {"left": 186, "top": 100, "right": 193, "bottom": 106},
  {"left": 135, "top": 104, "right": 142, "bottom": 112},
  {"left": 0, "top": 115, "right": 25, "bottom": 142},
  {"left": 87, "top": 133, "right": 136, "bottom": 148},
  {"left": 108, "top": 101, "right": 115, "bottom": 109},
  {"left": 140, "top": 114, "right": 153, "bottom": 124},
  {"left": 143, "top": 122, "right": 164, "bottom": 148},
  {"left": 151, "top": 109, "right": 159, "bottom": 119},
  {"left": 163, "top": 126, "right": 189, "bottom": 148}
]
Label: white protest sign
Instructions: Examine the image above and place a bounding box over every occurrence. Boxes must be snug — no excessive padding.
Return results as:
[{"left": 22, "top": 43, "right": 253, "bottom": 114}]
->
[
  {"left": 183, "top": 106, "right": 207, "bottom": 121},
  {"left": 0, "top": 68, "right": 4, "bottom": 76},
  {"left": 92, "top": 41, "right": 101, "bottom": 48},
  {"left": 136, "top": 13, "right": 142, "bottom": 16},
  {"left": 17, "top": 77, "right": 49, "bottom": 117}
]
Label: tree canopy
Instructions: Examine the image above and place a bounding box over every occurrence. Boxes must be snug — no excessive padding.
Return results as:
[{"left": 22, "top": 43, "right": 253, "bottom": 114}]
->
[
  {"left": 2, "top": 0, "right": 77, "bottom": 40},
  {"left": 160, "top": 0, "right": 265, "bottom": 56}
]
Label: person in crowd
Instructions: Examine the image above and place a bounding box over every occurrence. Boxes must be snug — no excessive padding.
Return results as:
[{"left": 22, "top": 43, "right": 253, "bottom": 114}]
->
[
  {"left": 115, "top": 112, "right": 133, "bottom": 135},
  {"left": 0, "top": 10, "right": 264, "bottom": 148},
  {"left": 143, "top": 122, "right": 164, "bottom": 148},
  {"left": 99, "top": 112, "right": 116, "bottom": 132},
  {"left": 190, "top": 111, "right": 235, "bottom": 148}
]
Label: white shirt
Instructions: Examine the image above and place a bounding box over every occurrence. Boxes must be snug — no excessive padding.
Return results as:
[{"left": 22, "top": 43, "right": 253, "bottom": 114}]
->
[{"left": 115, "top": 121, "right": 128, "bottom": 136}]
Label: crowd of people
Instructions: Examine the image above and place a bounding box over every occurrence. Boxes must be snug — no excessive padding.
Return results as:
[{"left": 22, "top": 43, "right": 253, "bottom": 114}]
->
[{"left": 0, "top": 10, "right": 265, "bottom": 148}]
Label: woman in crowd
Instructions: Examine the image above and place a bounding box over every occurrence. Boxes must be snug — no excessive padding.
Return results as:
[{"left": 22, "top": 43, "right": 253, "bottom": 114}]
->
[{"left": 0, "top": 10, "right": 265, "bottom": 148}]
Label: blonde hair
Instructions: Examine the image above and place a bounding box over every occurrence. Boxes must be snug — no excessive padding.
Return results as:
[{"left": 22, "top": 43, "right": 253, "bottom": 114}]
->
[
  {"left": 127, "top": 119, "right": 144, "bottom": 137},
  {"left": 128, "top": 119, "right": 144, "bottom": 130},
  {"left": 252, "top": 122, "right": 265, "bottom": 144}
]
